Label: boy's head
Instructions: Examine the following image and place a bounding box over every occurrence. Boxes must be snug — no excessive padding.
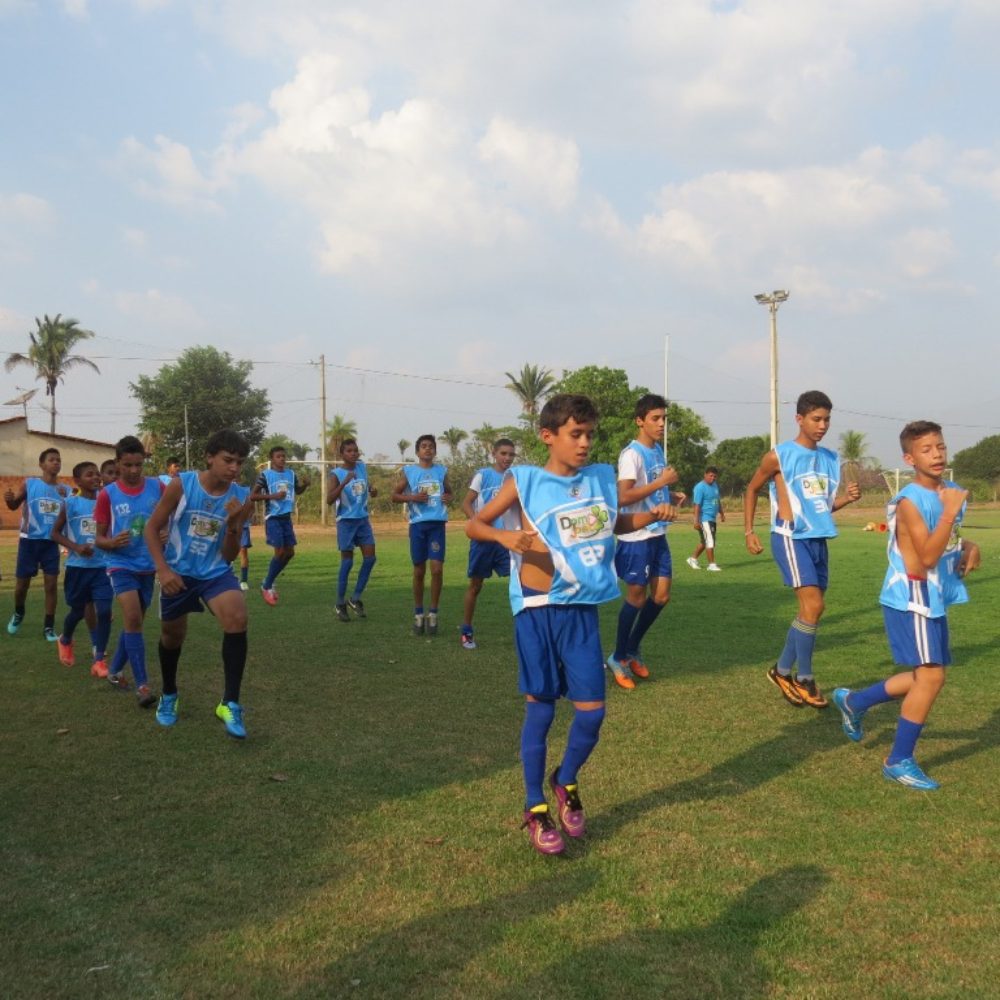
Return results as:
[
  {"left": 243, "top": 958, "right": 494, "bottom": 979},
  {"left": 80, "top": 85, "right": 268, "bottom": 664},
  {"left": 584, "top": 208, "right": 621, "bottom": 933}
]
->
[
  {"left": 38, "top": 447, "right": 61, "bottom": 476},
  {"left": 100, "top": 458, "right": 118, "bottom": 485},
  {"left": 114, "top": 436, "right": 147, "bottom": 486},
  {"left": 539, "top": 394, "right": 598, "bottom": 433},
  {"left": 204, "top": 429, "right": 249, "bottom": 481},
  {"left": 794, "top": 391, "right": 833, "bottom": 445},
  {"left": 634, "top": 393, "right": 667, "bottom": 442},
  {"left": 165, "top": 456, "right": 182, "bottom": 476},
  {"left": 415, "top": 434, "right": 437, "bottom": 461},
  {"left": 900, "top": 421, "right": 946, "bottom": 475},
  {"left": 72, "top": 461, "right": 100, "bottom": 493},
  {"left": 796, "top": 390, "right": 833, "bottom": 416},
  {"left": 340, "top": 438, "right": 360, "bottom": 463},
  {"left": 539, "top": 394, "right": 598, "bottom": 469},
  {"left": 492, "top": 438, "right": 516, "bottom": 471},
  {"left": 704, "top": 466, "right": 718, "bottom": 483},
  {"left": 634, "top": 393, "right": 667, "bottom": 420},
  {"left": 269, "top": 446, "right": 287, "bottom": 469}
]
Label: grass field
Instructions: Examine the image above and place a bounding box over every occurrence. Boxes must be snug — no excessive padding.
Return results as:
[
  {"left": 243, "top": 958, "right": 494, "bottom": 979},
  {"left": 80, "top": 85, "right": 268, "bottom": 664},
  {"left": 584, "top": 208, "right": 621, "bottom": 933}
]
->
[{"left": 2, "top": 510, "right": 998, "bottom": 999}]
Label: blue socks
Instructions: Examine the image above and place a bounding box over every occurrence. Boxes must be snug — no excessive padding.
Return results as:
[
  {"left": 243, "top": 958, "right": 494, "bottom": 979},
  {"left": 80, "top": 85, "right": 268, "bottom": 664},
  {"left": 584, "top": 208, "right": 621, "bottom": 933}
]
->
[
  {"left": 262, "top": 556, "right": 285, "bottom": 590},
  {"left": 109, "top": 638, "right": 128, "bottom": 676},
  {"left": 614, "top": 602, "right": 641, "bottom": 660},
  {"left": 848, "top": 680, "right": 894, "bottom": 715},
  {"left": 777, "top": 618, "right": 817, "bottom": 677},
  {"left": 337, "top": 558, "right": 353, "bottom": 604},
  {"left": 61, "top": 605, "right": 85, "bottom": 641},
  {"left": 628, "top": 599, "right": 666, "bottom": 657},
  {"left": 240, "top": 564, "right": 248, "bottom": 584},
  {"left": 353, "top": 555, "right": 376, "bottom": 599},
  {"left": 521, "top": 700, "right": 556, "bottom": 808},
  {"left": 887, "top": 717, "right": 924, "bottom": 765},
  {"left": 557, "top": 706, "right": 606, "bottom": 787},
  {"left": 123, "top": 632, "right": 148, "bottom": 687},
  {"left": 93, "top": 603, "right": 112, "bottom": 659}
]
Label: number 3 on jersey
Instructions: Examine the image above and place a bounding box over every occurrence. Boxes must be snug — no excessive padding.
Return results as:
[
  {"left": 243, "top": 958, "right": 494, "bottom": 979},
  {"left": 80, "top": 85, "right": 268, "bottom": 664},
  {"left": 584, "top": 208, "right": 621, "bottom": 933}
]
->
[{"left": 577, "top": 543, "right": 605, "bottom": 567}]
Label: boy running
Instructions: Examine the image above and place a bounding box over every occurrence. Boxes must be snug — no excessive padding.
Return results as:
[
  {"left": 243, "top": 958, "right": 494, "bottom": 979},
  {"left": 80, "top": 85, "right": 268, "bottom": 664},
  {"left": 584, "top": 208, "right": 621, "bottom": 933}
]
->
[
  {"left": 607, "top": 394, "right": 682, "bottom": 689},
  {"left": 5, "top": 447, "right": 66, "bottom": 640},
  {"left": 687, "top": 466, "right": 725, "bottom": 571},
  {"left": 327, "top": 437, "right": 378, "bottom": 621},
  {"left": 391, "top": 434, "right": 452, "bottom": 636},
  {"left": 255, "top": 446, "right": 308, "bottom": 605},
  {"left": 832, "top": 421, "right": 979, "bottom": 790},
  {"left": 145, "top": 429, "right": 253, "bottom": 738},
  {"left": 744, "top": 391, "right": 861, "bottom": 709},
  {"left": 460, "top": 438, "right": 516, "bottom": 650},
  {"left": 50, "top": 461, "right": 113, "bottom": 676},
  {"left": 466, "top": 394, "right": 675, "bottom": 855},
  {"left": 94, "top": 435, "right": 164, "bottom": 707}
]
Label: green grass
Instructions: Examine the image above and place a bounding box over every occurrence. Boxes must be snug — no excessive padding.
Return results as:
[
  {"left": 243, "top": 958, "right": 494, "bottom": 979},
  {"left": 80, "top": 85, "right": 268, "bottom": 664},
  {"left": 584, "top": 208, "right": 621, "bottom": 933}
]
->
[{"left": 2, "top": 511, "right": 999, "bottom": 998}]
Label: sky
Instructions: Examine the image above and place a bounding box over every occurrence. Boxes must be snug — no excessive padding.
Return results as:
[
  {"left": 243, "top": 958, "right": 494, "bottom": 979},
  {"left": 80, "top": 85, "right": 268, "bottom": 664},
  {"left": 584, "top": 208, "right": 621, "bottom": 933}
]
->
[{"left": 2, "top": 0, "right": 999, "bottom": 472}]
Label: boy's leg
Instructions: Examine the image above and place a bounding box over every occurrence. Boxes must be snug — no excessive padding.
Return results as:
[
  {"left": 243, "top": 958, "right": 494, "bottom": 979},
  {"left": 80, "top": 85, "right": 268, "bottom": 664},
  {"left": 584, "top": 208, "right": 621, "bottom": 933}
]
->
[
  {"left": 156, "top": 616, "right": 187, "bottom": 726},
  {"left": 521, "top": 696, "right": 557, "bottom": 808},
  {"left": 462, "top": 577, "right": 484, "bottom": 643},
  {"left": 336, "top": 550, "right": 354, "bottom": 617},
  {"left": 207, "top": 587, "right": 249, "bottom": 738},
  {"left": 428, "top": 558, "right": 444, "bottom": 615},
  {"left": 556, "top": 699, "right": 606, "bottom": 788},
  {"left": 626, "top": 575, "right": 671, "bottom": 668},
  {"left": 352, "top": 544, "right": 376, "bottom": 602},
  {"left": 9, "top": 574, "right": 31, "bottom": 632},
  {"left": 887, "top": 665, "right": 945, "bottom": 763},
  {"left": 114, "top": 583, "right": 154, "bottom": 703}
]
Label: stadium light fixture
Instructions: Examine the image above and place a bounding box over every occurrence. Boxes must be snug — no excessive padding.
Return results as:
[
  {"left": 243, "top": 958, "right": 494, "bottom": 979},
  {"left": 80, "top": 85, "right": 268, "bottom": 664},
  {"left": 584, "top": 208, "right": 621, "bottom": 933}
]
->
[{"left": 754, "top": 290, "right": 790, "bottom": 447}]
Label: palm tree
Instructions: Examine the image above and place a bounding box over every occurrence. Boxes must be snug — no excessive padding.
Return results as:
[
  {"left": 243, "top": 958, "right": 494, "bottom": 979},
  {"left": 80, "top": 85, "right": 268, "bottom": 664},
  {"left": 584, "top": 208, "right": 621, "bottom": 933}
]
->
[
  {"left": 4, "top": 314, "right": 99, "bottom": 433},
  {"left": 839, "top": 429, "right": 871, "bottom": 486},
  {"left": 324, "top": 414, "right": 358, "bottom": 458},
  {"left": 397, "top": 439, "right": 411, "bottom": 463},
  {"left": 504, "top": 363, "right": 555, "bottom": 431},
  {"left": 438, "top": 426, "right": 469, "bottom": 460}
]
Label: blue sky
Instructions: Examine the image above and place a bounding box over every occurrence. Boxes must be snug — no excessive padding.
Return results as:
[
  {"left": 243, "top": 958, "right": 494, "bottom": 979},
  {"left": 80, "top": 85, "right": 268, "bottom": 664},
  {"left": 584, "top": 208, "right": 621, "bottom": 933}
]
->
[{"left": 2, "top": 0, "right": 999, "bottom": 471}]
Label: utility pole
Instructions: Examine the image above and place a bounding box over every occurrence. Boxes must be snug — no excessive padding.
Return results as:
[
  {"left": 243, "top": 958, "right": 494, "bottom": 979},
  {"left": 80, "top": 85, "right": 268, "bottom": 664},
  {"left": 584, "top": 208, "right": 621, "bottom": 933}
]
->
[
  {"left": 319, "top": 354, "right": 328, "bottom": 526},
  {"left": 754, "top": 290, "right": 790, "bottom": 448},
  {"left": 663, "top": 334, "right": 669, "bottom": 444},
  {"left": 183, "top": 403, "right": 190, "bottom": 468}
]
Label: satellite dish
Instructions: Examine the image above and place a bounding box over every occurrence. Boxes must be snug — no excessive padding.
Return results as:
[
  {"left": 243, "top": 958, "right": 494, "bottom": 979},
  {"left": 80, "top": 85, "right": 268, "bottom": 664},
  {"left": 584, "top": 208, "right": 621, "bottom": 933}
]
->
[{"left": 4, "top": 388, "right": 38, "bottom": 406}]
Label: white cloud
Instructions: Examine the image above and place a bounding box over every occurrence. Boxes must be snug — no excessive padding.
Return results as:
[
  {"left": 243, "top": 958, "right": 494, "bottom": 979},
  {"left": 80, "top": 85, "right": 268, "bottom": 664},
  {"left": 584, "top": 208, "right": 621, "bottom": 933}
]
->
[
  {"left": 118, "top": 135, "right": 225, "bottom": 211},
  {"left": 62, "top": 0, "right": 88, "bottom": 19},
  {"left": 113, "top": 289, "right": 205, "bottom": 330},
  {"left": 0, "top": 192, "right": 54, "bottom": 224},
  {"left": 121, "top": 227, "right": 147, "bottom": 250}
]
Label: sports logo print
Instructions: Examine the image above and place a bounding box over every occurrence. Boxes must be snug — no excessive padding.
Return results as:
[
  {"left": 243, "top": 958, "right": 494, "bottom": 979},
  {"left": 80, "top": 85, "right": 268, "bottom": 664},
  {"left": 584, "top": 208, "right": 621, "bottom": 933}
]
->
[{"left": 556, "top": 504, "right": 612, "bottom": 546}]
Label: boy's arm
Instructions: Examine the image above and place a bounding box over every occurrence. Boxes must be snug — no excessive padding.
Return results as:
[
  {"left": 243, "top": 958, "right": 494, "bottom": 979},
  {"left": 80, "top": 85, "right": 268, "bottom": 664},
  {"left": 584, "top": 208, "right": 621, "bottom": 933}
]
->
[
  {"left": 295, "top": 473, "right": 309, "bottom": 496},
  {"left": 220, "top": 493, "right": 252, "bottom": 563},
  {"left": 896, "top": 490, "right": 968, "bottom": 572},
  {"left": 94, "top": 490, "right": 129, "bottom": 551},
  {"left": 743, "top": 451, "right": 778, "bottom": 555},
  {"left": 145, "top": 478, "right": 186, "bottom": 595},
  {"left": 50, "top": 504, "right": 91, "bottom": 558},
  {"left": 618, "top": 465, "right": 679, "bottom": 507},
  {"left": 615, "top": 502, "right": 676, "bottom": 535},
  {"left": 327, "top": 471, "right": 350, "bottom": 505},
  {"left": 832, "top": 481, "right": 862, "bottom": 510},
  {"left": 391, "top": 471, "right": 425, "bottom": 505},
  {"left": 465, "top": 477, "right": 536, "bottom": 552},
  {"left": 441, "top": 473, "right": 453, "bottom": 504},
  {"left": 959, "top": 539, "right": 981, "bottom": 577},
  {"left": 461, "top": 489, "right": 479, "bottom": 520},
  {"left": 4, "top": 484, "right": 26, "bottom": 510}
]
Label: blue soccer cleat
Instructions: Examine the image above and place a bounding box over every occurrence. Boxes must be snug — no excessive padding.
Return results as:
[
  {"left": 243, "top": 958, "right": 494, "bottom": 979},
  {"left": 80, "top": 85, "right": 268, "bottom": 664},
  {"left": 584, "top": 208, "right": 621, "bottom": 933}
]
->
[
  {"left": 7, "top": 612, "right": 23, "bottom": 635},
  {"left": 605, "top": 653, "right": 636, "bottom": 690},
  {"left": 216, "top": 701, "right": 247, "bottom": 739},
  {"left": 832, "top": 687, "right": 865, "bottom": 742},
  {"left": 882, "top": 757, "right": 939, "bottom": 791},
  {"left": 156, "top": 693, "right": 179, "bottom": 727}
]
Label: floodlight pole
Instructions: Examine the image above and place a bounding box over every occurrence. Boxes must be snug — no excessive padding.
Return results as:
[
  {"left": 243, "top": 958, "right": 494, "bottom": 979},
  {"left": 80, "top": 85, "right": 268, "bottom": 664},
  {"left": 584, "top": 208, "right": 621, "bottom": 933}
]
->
[
  {"left": 754, "top": 290, "right": 789, "bottom": 448},
  {"left": 319, "top": 354, "right": 328, "bottom": 527}
]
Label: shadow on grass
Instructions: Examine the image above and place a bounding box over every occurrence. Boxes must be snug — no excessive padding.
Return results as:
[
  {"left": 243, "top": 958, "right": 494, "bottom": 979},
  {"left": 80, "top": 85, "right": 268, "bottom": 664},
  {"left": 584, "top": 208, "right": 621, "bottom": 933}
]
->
[
  {"left": 866, "top": 707, "right": 1000, "bottom": 770},
  {"left": 518, "top": 865, "right": 829, "bottom": 999}
]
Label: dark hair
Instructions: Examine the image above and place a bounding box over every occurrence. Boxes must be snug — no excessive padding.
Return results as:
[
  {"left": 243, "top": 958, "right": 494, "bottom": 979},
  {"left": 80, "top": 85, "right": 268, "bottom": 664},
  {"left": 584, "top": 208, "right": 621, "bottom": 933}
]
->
[
  {"left": 705, "top": 466, "right": 719, "bottom": 475},
  {"left": 900, "top": 420, "right": 943, "bottom": 454},
  {"left": 268, "top": 445, "right": 286, "bottom": 459},
  {"left": 415, "top": 434, "right": 436, "bottom": 451},
  {"left": 796, "top": 390, "right": 833, "bottom": 415},
  {"left": 205, "top": 429, "right": 249, "bottom": 459},
  {"left": 100, "top": 458, "right": 117, "bottom": 473},
  {"left": 166, "top": 456, "right": 181, "bottom": 467},
  {"left": 38, "top": 447, "right": 60, "bottom": 464},
  {"left": 634, "top": 393, "right": 667, "bottom": 419},
  {"left": 539, "top": 393, "right": 599, "bottom": 432},
  {"left": 493, "top": 438, "right": 515, "bottom": 451},
  {"left": 72, "top": 461, "right": 97, "bottom": 479},
  {"left": 339, "top": 437, "right": 358, "bottom": 454},
  {"left": 115, "top": 435, "right": 146, "bottom": 459}
]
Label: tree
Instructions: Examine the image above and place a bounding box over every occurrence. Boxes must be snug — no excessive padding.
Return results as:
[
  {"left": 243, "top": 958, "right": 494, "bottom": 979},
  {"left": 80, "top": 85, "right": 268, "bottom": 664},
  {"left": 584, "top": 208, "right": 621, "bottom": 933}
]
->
[
  {"left": 438, "top": 426, "right": 469, "bottom": 460},
  {"left": 708, "top": 435, "right": 770, "bottom": 495},
  {"left": 953, "top": 435, "right": 1000, "bottom": 482},
  {"left": 324, "top": 414, "right": 358, "bottom": 458},
  {"left": 397, "top": 439, "right": 411, "bottom": 463},
  {"left": 4, "top": 313, "right": 99, "bottom": 433},
  {"left": 504, "top": 363, "right": 555, "bottom": 431},
  {"left": 839, "top": 429, "right": 872, "bottom": 484},
  {"left": 131, "top": 346, "right": 270, "bottom": 467},
  {"left": 245, "top": 434, "right": 312, "bottom": 485}
]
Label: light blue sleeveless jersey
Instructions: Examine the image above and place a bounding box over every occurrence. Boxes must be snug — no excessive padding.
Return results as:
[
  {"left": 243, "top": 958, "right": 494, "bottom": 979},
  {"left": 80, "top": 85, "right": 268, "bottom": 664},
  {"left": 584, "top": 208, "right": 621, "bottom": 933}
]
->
[
  {"left": 64, "top": 494, "right": 105, "bottom": 569},
  {"left": 770, "top": 441, "right": 840, "bottom": 539},
  {"left": 471, "top": 466, "right": 506, "bottom": 529},
  {"left": 331, "top": 463, "right": 369, "bottom": 520},
  {"left": 104, "top": 478, "right": 162, "bottom": 572},
  {"left": 618, "top": 440, "right": 668, "bottom": 540},
  {"left": 506, "top": 464, "right": 620, "bottom": 615},
  {"left": 261, "top": 467, "right": 296, "bottom": 519},
  {"left": 879, "top": 482, "right": 967, "bottom": 618},
  {"left": 165, "top": 471, "right": 249, "bottom": 579},
  {"left": 404, "top": 464, "right": 448, "bottom": 523},
  {"left": 20, "top": 478, "right": 65, "bottom": 539}
]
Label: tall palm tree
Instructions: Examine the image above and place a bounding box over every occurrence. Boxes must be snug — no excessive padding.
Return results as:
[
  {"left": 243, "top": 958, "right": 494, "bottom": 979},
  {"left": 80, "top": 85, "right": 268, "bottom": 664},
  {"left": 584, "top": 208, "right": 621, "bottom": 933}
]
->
[
  {"left": 504, "top": 363, "right": 555, "bottom": 431},
  {"left": 4, "top": 314, "right": 99, "bottom": 433},
  {"left": 324, "top": 414, "right": 358, "bottom": 458},
  {"left": 397, "top": 439, "right": 411, "bottom": 463},
  {"left": 438, "top": 426, "right": 469, "bottom": 460},
  {"left": 839, "top": 429, "right": 871, "bottom": 486}
]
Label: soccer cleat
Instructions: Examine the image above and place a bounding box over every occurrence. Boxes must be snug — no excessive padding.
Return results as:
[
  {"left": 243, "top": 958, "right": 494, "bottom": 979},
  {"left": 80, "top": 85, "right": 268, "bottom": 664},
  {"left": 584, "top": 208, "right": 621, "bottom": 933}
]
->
[
  {"left": 216, "top": 701, "right": 247, "bottom": 739},
  {"left": 239, "top": 581, "right": 249, "bottom": 592},
  {"left": 882, "top": 757, "right": 939, "bottom": 791},
  {"left": 156, "top": 693, "right": 179, "bottom": 727},
  {"left": 767, "top": 665, "right": 804, "bottom": 706},
  {"left": 44, "top": 627, "right": 58, "bottom": 642},
  {"left": 626, "top": 656, "right": 650, "bottom": 679},
  {"left": 136, "top": 685, "right": 157, "bottom": 708},
  {"left": 260, "top": 586, "right": 278, "bottom": 606},
  {"left": 412, "top": 614, "right": 425, "bottom": 636},
  {"left": 521, "top": 805, "right": 565, "bottom": 855},
  {"left": 686, "top": 556, "right": 701, "bottom": 570},
  {"left": 107, "top": 671, "right": 130, "bottom": 691},
  {"left": 57, "top": 637, "right": 75, "bottom": 667},
  {"left": 460, "top": 631, "right": 477, "bottom": 651},
  {"left": 90, "top": 658, "right": 109, "bottom": 679},
  {"left": 707, "top": 563, "right": 722, "bottom": 572},
  {"left": 832, "top": 687, "right": 865, "bottom": 742},
  {"left": 605, "top": 653, "right": 636, "bottom": 690},
  {"left": 795, "top": 676, "right": 829, "bottom": 709},
  {"left": 347, "top": 598, "right": 367, "bottom": 619},
  {"left": 7, "top": 612, "right": 23, "bottom": 635},
  {"left": 550, "top": 769, "right": 586, "bottom": 838},
  {"left": 426, "top": 612, "right": 439, "bottom": 636},
  {"left": 334, "top": 604, "right": 351, "bottom": 623}
]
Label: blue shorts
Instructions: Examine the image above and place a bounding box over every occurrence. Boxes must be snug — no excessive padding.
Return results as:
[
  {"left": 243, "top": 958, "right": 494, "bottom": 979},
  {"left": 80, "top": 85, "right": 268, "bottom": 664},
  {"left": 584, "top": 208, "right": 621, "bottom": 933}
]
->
[
  {"left": 16, "top": 538, "right": 60, "bottom": 578},
  {"left": 240, "top": 523, "right": 251, "bottom": 549},
  {"left": 265, "top": 516, "right": 296, "bottom": 548},
  {"left": 614, "top": 535, "right": 672, "bottom": 585},
  {"left": 159, "top": 571, "right": 242, "bottom": 621},
  {"left": 108, "top": 570, "right": 155, "bottom": 609},
  {"left": 770, "top": 525, "right": 829, "bottom": 590},
  {"left": 883, "top": 583, "right": 951, "bottom": 666},
  {"left": 337, "top": 517, "right": 375, "bottom": 552},
  {"left": 514, "top": 604, "right": 606, "bottom": 702},
  {"left": 409, "top": 521, "right": 446, "bottom": 564},
  {"left": 64, "top": 566, "right": 112, "bottom": 609},
  {"left": 467, "top": 540, "right": 510, "bottom": 579}
]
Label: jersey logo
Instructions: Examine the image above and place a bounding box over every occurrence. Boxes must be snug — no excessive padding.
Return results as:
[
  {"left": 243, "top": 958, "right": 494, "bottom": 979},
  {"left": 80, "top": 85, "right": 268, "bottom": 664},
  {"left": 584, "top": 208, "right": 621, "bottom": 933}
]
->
[
  {"left": 800, "top": 474, "right": 828, "bottom": 497},
  {"left": 557, "top": 504, "right": 613, "bottom": 545}
]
